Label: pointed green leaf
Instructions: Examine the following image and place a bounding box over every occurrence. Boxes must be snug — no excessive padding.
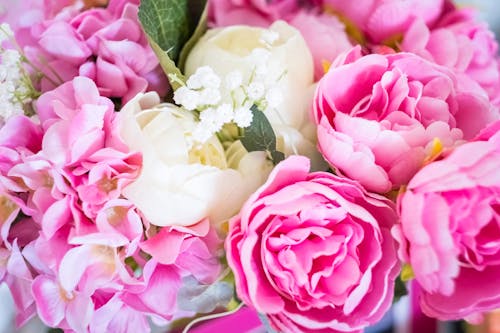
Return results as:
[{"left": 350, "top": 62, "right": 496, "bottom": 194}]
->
[
  {"left": 393, "top": 275, "right": 408, "bottom": 303},
  {"left": 148, "top": 37, "right": 185, "bottom": 90},
  {"left": 138, "top": 0, "right": 191, "bottom": 62},
  {"left": 240, "top": 105, "right": 285, "bottom": 165}
]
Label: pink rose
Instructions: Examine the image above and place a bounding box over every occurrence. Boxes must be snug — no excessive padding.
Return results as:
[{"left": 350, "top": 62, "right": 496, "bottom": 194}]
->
[
  {"left": 226, "top": 156, "right": 399, "bottom": 333},
  {"left": 313, "top": 47, "right": 498, "bottom": 193},
  {"left": 402, "top": 9, "right": 500, "bottom": 107},
  {"left": 394, "top": 120, "right": 500, "bottom": 320},
  {"left": 290, "top": 12, "right": 353, "bottom": 80},
  {"left": 323, "top": 0, "right": 445, "bottom": 44}
]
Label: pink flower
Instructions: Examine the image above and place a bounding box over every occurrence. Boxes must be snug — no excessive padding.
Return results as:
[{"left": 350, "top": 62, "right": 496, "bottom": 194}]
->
[
  {"left": 89, "top": 295, "right": 150, "bottom": 333},
  {"left": 323, "top": 0, "right": 445, "bottom": 44},
  {"left": 226, "top": 156, "right": 399, "bottom": 333},
  {"left": 32, "top": 274, "right": 94, "bottom": 332},
  {"left": 402, "top": 9, "right": 500, "bottom": 107},
  {"left": 1, "top": 242, "right": 37, "bottom": 327},
  {"left": 20, "top": 0, "right": 168, "bottom": 104},
  {"left": 208, "top": 0, "right": 302, "bottom": 27},
  {"left": 208, "top": 1, "right": 349, "bottom": 81},
  {"left": 394, "top": 120, "right": 500, "bottom": 320},
  {"left": 0, "top": 0, "right": 77, "bottom": 33},
  {"left": 313, "top": 47, "right": 498, "bottom": 193},
  {"left": 289, "top": 12, "right": 353, "bottom": 80},
  {"left": 120, "top": 260, "right": 182, "bottom": 321},
  {"left": 140, "top": 219, "right": 221, "bottom": 284}
]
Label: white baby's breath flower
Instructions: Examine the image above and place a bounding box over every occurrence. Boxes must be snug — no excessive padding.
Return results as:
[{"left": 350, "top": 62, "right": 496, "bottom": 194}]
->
[
  {"left": 0, "top": 42, "right": 32, "bottom": 121},
  {"left": 0, "top": 23, "right": 13, "bottom": 44},
  {"left": 201, "top": 71, "right": 221, "bottom": 89},
  {"left": 247, "top": 81, "right": 265, "bottom": 100},
  {"left": 173, "top": 86, "right": 200, "bottom": 111},
  {"left": 225, "top": 70, "right": 243, "bottom": 90},
  {"left": 199, "top": 87, "right": 221, "bottom": 106},
  {"left": 186, "top": 74, "right": 203, "bottom": 90},
  {"left": 215, "top": 103, "right": 234, "bottom": 124},
  {"left": 187, "top": 66, "right": 222, "bottom": 90},
  {"left": 233, "top": 106, "right": 253, "bottom": 128}
]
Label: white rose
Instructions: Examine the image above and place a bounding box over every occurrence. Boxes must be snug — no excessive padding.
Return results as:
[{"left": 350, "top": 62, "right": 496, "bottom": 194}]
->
[
  {"left": 185, "top": 21, "right": 326, "bottom": 170},
  {"left": 119, "top": 92, "right": 268, "bottom": 227}
]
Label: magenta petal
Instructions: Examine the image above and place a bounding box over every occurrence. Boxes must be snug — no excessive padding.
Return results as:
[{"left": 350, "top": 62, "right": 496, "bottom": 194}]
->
[{"left": 139, "top": 229, "right": 185, "bottom": 265}]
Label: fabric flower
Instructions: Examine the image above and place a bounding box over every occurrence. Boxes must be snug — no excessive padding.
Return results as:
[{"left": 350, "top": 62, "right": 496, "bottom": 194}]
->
[
  {"left": 323, "top": 0, "right": 445, "bottom": 44},
  {"left": 208, "top": 1, "right": 352, "bottom": 81},
  {"left": 119, "top": 92, "right": 268, "bottom": 227},
  {"left": 185, "top": 21, "right": 325, "bottom": 170},
  {"left": 226, "top": 156, "right": 399, "bottom": 333},
  {"left": 208, "top": 0, "right": 303, "bottom": 28},
  {"left": 401, "top": 8, "right": 500, "bottom": 107},
  {"left": 314, "top": 47, "right": 498, "bottom": 193},
  {"left": 18, "top": 0, "right": 168, "bottom": 104},
  {"left": 394, "top": 120, "right": 500, "bottom": 320},
  {"left": 289, "top": 12, "right": 354, "bottom": 80}
]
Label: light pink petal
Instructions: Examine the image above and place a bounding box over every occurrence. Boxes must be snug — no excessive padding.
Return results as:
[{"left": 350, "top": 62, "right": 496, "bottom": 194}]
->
[{"left": 32, "top": 276, "right": 65, "bottom": 327}]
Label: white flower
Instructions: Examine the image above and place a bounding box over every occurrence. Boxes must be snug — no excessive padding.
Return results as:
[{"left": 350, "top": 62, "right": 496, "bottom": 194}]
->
[
  {"left": 225, "top": 70, "right": 243, "bottom": 90},
  {"left": 187, "top": 66, "right": 221, "bottom": 90},
  {"left": 185, "top": 21, "right": 313, "bottom": 128},
  {"left": 247, "top": 82, "right": 265, "bottom": 100},
  {"left": 119, "top": 92, "right": 253, "bottom": 227},
  {"left": 265, "top": 86, "right": 283, "bottom": 109},
  {"left": 215, "top": 103, "right": 234, "bottom": 124},
  {"left": 260, "top": 29, "right": 280, "bottom": 45},
  {"left": 173, "top": 86, "right": 199, "bottom": 111},
  {"left": 0, "top": 46, "right": 28, "bottom": 122},
  {"left": 185, "top": 22, "right": 326, "bottom": 170},
  {"left": 0, "top": 23, "right": 13, "bottom": 44},
  {"left": 233, "top": 106, "right": 253, "bottom": 128},
  {"left": 199, "top": 87, "right": 221, "bottom": 106}
]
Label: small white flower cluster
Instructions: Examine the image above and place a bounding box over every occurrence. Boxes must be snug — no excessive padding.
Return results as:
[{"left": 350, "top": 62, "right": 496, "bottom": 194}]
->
[
  {"left": 174, "top": 29, "right": 285, "bottom": 146},
  {"left": 0, "top": 23, "right": 30, "bottom": 122}
]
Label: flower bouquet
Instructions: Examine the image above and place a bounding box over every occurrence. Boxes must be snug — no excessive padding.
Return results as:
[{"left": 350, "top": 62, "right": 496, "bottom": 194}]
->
[{"left": 0, "top": 0, "right": 499, "bottom": 332}]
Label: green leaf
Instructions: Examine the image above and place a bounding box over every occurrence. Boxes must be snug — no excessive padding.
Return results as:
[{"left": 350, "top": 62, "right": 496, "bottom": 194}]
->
[
  {"left": 393, "top": 274, "right": 408, "bottom": 303},
  {"left": 178, "top": 2, "right": 208, "bottom": 72},
  {"left": 240, "top": 105, "right": 285, "bottom": 165},
  {"left": 138, "top": 0, "right": 191, "bottom": 62},
  {"left": 148, "top": 37, "right": 185, "bottom": 90}
]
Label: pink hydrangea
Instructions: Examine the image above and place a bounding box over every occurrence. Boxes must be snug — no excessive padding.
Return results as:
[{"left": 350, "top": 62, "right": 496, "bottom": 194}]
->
[
  {"left": 394, "top": 120, "right": 500, "bottom": 320},
  {"left": 0, "top": 76, "right": 225, "bottom": 332},
  {"left": 226, "top": 156, "right": 399, "bottom": 333},
  {"left": 402, "top": 8, "right": 500, "bottom": 107},
  {"left": 17, "top": 0, "right": 168, "bottom": 104},
  {"left": 313, "top": 47, "right": 498, "bottom": 193}
]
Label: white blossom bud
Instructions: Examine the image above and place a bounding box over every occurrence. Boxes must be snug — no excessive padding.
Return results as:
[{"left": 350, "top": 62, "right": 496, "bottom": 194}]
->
[
  {"left": 247, "top": 82, "right": 265, "bottom": 100},
  {"left": 216, "top": 103, "right": 234, "bottom": 124},
  {"left": 173, "top": 86, "right": 200, "bottom": 111},
  {"left": 225, "top": 71, "right": 243, "bottom": 90},
  {"left": 199, "top": 88, "right": 221, "bottom": 106},
  {"left": 233, "top": 106, "right": 253, "bottom": 128}
]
